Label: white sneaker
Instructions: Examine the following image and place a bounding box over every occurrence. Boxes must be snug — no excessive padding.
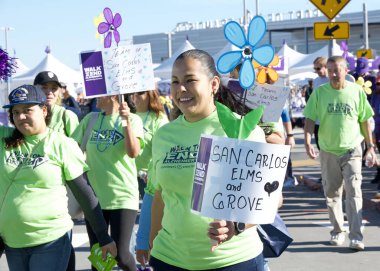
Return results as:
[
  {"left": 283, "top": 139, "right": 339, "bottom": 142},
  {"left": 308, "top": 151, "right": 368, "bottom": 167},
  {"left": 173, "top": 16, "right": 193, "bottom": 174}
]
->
[
  {"left": 350, "top": 240, "right": 365, "bottom": 251},
  {"left": 330, "top": 232, "right": 345, "bottom": 246}
]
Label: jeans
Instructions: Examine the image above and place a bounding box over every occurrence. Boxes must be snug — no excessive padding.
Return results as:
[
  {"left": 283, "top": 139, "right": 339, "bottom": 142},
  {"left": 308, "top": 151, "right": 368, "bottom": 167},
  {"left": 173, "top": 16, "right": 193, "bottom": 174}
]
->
[
  {"left": 150, "top": 253, "right": 264, "bottom": 271},
  {"left": 5, "top": 232, "right": 71, "bottom": 271}
]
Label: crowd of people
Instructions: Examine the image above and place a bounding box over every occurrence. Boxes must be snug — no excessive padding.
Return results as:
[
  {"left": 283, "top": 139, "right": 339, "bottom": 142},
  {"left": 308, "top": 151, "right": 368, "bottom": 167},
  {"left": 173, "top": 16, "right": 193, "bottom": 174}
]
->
[{"left": 0, "top": 49, "right": 379, "bottom": 271}]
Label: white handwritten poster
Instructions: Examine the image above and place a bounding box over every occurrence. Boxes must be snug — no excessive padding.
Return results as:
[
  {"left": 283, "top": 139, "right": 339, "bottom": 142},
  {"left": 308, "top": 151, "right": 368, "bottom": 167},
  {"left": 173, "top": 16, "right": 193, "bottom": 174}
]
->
[
  {"left": 191, "top": 135, "right": 290, "bottom": 224},
  {"left": 228, "top": 79, "right": 290, "bottom": 122},
  {"left": 80, "top": 43, "right": 155, "bottom": 98}
]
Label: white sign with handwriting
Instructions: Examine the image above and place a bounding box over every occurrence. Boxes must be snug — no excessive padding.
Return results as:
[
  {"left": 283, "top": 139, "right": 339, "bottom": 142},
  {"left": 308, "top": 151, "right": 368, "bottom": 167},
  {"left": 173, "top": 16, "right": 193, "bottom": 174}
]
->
[
  {"left": 80, "top": 43, "right": 155, "bottom": 98},
  {"left": 191, "top": 135, "right": 290, "bottom": 224},
  {"left": 246, "top": 82, "right": 290, "bottom": 122}
]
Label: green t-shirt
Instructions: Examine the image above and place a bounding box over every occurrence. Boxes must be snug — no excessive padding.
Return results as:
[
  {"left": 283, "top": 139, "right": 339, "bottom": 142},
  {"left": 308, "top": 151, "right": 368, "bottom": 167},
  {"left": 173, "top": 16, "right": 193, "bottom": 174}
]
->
[
  {"left": 72, "top": 112, "right": 144, "bottom": 210},
  {"left": 49, "top": 105, "right": 79, "bottom": 136},
  {"left": 0, "top": 127, "right": 88, "bottom": 248},
  {"left": 135, "top": 111, "right": 168, "bottom": 196},
  {"left": 150, "top": 110, "right": 265, "bottom": 270},
  {"left": 303, "top": 81, "right": 374, "bottom": 156},
  {"left": 135, "top": 111, "right": 168, "bottom": 171}
]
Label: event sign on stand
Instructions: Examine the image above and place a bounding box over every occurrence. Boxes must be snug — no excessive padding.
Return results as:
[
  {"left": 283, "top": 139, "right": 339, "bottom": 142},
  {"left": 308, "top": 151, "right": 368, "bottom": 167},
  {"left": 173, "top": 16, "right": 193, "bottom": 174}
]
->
[
  {"left": 80, "top": 43, "right": 155, "bottom": 97},
  {"left": 191, "top": 135, "right": 290, "bottom": 224}
]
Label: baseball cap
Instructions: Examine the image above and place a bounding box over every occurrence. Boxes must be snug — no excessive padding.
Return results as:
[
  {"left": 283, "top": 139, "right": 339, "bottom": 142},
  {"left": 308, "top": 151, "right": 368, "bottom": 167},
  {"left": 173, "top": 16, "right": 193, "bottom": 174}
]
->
[
  {"left": 355, "top": 57, "right": 369, "bottom": 75},
  {"left": 3, "top": 85, "right": 47, "bottom": 108},
  {"left": 33, "top": 71, "right": 62, "bottom": 87}
]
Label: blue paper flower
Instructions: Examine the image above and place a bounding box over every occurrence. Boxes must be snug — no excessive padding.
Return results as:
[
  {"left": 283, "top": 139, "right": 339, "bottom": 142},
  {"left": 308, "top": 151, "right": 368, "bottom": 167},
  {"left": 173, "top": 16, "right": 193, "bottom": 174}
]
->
[{"left": 217, "top": 16, "right": 274, "bottom": 89}]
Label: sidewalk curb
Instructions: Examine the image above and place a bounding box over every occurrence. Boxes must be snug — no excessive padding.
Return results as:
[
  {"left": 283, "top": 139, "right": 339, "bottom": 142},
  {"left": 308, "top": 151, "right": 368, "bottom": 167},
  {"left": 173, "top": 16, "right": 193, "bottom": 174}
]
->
[{"left": 294, "top": 174, "right": 380, "bottom": 213}]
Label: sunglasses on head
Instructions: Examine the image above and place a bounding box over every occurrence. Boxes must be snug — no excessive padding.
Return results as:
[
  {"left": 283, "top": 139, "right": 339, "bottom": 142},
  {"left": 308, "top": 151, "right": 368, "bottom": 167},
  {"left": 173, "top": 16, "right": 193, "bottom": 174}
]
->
[{"left": 135, "top": 91, "right": 147, "bottom": 96}]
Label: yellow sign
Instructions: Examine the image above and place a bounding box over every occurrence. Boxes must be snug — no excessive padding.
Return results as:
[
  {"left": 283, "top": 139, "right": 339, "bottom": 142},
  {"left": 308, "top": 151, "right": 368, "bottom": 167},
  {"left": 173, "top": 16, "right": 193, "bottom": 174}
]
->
[
  {"left": 356, "top": 49, "right": 374, "bottom": 59},
  {"left": 314, "top": 22, "right": 350, "bottom": 40},
  {"left": 310, "top": 0, "right": 351, "bottom": 20}
]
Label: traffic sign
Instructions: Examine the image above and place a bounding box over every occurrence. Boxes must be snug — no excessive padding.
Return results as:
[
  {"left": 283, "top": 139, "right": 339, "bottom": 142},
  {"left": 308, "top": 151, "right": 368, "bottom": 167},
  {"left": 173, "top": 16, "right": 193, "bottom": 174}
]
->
[
  {"left": 310, "top": 0, "right": 351, "bottom": 20},
  {"left": 314, "top": 22, "right": 350, "bottom": 40},
  {"left": 356, "top": 49, "right": 374, "bottom": 59}
]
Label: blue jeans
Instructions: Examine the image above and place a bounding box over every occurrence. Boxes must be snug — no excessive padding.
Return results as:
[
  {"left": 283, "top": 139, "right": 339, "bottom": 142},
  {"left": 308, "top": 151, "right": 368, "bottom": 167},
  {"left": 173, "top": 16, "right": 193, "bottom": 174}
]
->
[
  {"left": 5, "top": 232, "right": 71, "bottom": 271},
  {"left": 150, "top": 253, "right": 264, "bottom": 271}
]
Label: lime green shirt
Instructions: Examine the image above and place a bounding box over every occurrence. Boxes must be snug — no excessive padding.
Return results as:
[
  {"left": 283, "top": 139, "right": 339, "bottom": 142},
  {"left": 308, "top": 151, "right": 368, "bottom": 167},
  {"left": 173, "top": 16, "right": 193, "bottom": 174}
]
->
[
  {"left": 150, "top": 110, "right": 265, "bottom": 270},
  {"left": 72, "top": 112, "right": 144, "bottom": 210},
  {"left": 0, "top": 127, "right": 88, "bottom": 248},
  {"left": 135, "top": 111, "right": 168, "bottom": 196},
  {"left": 303, "top": 81, "right": 374, "bottom": 156},
  {"left": 135, "top": 111, "right": 168, "bottom": 171},
  {"left": 49, "top": 105, "right": 79, "bottom": 136}
]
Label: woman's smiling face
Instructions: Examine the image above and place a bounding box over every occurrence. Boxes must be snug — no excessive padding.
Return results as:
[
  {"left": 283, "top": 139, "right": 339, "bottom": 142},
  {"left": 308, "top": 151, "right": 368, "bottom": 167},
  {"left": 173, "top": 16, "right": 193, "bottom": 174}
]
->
[{"left": 171, "top": 57, "right": 219, "bottom": 122}]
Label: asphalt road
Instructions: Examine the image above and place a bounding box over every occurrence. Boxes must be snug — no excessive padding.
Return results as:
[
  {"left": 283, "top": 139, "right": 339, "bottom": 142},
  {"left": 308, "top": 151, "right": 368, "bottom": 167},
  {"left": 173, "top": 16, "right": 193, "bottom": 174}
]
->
[{"left": 1, "top": 128, "right": 379, "bottom": 270}]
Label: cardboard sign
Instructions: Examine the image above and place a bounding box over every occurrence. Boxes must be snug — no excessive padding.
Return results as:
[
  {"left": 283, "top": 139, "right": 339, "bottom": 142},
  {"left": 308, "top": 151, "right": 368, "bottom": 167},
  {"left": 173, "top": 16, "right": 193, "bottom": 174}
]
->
[
  {"left": 80, "top": 43, "right": 155, "bottom": 98},
  {"left": 191, "top": 135, "right": 290, "bottom": 224},
  {"left": 228, "top": 79, "right": 290, "bottom": 122}
]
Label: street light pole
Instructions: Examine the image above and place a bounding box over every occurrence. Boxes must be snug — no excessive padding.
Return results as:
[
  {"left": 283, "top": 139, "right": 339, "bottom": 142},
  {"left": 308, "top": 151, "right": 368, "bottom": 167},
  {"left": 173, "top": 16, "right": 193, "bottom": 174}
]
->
[
  {"left": 256, "top": 0, "right": 259, "bottom": 16},
  {"left": 0, "top": 26, "right": 15, "bottom": 93}
]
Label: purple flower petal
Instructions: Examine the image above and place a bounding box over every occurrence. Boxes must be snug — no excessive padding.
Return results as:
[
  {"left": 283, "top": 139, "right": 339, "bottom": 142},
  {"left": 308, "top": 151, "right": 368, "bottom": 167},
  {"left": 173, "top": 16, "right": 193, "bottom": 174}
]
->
[
  {"left": 98, "top": 22, "right": 110, "bottom": 34},
  {"left": 114, "top": 30, "right": 120, "bottom": 44},
  {"left": 113, "top": 13, "right": 122, "bottom": 28},
  {"left": 103, "top": 7, "right": 113, "bottom": 24},
  {"left": 104, "top": 32, "right": 112, "bottom": 48}
]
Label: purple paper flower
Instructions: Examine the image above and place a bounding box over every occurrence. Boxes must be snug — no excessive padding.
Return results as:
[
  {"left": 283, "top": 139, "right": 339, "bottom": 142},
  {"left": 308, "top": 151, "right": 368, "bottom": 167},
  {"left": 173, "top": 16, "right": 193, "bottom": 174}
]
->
[
  {"left": 97, "top": 7, "right": 122, "bottom": 48},
  {"left": 340, "top": 41, "right": 349, "bottom": 58},
  {"left": 0, "top": 48, "right": 17, "bottom": 81}
]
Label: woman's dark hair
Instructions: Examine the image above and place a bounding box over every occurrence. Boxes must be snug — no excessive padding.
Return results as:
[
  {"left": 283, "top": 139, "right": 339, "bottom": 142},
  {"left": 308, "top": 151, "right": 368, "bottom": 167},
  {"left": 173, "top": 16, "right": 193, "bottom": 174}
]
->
[
  {"left": 4, "top": 104, "right": 52, "bottom": 149},
  {"left": 174, "top": 49, "right": 250, "bottom": 116},
  {"left": 123, "top": 94, "right": 137, "bottom": 113}
]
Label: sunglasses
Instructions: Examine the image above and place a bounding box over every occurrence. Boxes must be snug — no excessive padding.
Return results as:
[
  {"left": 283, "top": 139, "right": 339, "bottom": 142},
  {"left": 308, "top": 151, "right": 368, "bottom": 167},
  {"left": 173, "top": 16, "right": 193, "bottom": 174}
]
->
[{"left": 314, "top": 67, "right": 322, "bottom": 71}]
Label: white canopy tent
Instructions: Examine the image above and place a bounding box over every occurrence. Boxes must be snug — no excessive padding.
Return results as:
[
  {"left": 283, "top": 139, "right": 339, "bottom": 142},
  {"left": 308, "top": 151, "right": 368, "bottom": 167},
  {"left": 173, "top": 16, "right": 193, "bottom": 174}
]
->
[
  {"left": 212, "top": 43, "right": 240, "bottom": 63},
  {"left": 154, "top": 40, "right": 195, "bottom": 79},
  {"left": 277, "top": 42, "right": 308, "bottom": 75},
  {"left": 11, "top": 52, "right": 82, "bottom": 92},
  {"left": 288, "top": 41, "right": 346, "bottom": 75}
]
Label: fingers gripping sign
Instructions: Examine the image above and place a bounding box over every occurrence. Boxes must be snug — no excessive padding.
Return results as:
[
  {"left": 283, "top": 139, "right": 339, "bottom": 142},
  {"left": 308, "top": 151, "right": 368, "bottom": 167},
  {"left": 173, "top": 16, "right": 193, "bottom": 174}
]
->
[{"left": 208, "top": 219, "right": 235, "bottom": 251}]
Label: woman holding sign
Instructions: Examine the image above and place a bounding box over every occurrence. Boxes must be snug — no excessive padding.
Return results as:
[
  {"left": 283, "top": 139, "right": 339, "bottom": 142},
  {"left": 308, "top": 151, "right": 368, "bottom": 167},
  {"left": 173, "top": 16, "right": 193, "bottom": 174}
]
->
[
  {"left": 0, "top": 85, "right": 116, "bottom": 271},
  {"left": 72, "top": 94, "right": 143, "bottom": 271},
  {"left": 149, "top": 49, "right": 266, "bottom": 271}
]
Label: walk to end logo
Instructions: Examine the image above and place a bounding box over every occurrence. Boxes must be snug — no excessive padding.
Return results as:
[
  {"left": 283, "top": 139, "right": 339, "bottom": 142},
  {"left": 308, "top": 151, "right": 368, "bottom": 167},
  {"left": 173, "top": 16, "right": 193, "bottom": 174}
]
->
[
  {"left": 327, "top": 103, "right": 352, "bottom": 115},
  {"left": 6, "top": 151, "right": 48, "bottom": 169},
  {"left": 84, "top": 66, "right": 103, "bottom": 81},
  {"left": 90, "top": 129, "right": 124, "bottom": 146},
  {"left": 163, "top": 144, "right": 199, "bottom": 164}
]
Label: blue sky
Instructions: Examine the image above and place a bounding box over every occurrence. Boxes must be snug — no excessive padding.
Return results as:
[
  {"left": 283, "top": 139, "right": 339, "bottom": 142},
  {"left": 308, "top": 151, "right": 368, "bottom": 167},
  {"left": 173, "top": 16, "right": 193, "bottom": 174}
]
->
[{"left": 0, "top": 0, "right": 376, "bottom": 70}]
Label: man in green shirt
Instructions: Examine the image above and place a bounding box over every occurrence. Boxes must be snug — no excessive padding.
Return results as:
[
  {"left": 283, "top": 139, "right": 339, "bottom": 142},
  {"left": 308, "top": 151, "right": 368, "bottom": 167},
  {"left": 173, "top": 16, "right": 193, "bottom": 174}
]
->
[{"left": 303, "top": 56, "right": 376, "bottom": 251}]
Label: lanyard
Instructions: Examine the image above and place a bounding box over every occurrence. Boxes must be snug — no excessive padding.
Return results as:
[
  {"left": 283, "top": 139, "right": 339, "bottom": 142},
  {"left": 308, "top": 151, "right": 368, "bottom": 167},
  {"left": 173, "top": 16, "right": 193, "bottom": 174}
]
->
[{"left": 96, "top": 113, "right": 120, "bottom": 152}]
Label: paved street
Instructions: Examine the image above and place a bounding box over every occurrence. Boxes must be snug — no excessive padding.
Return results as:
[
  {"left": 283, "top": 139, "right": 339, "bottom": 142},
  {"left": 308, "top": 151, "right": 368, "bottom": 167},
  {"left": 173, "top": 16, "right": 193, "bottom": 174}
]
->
[{"left": 1, "top": 128, "right": 379, "bottom": 270}]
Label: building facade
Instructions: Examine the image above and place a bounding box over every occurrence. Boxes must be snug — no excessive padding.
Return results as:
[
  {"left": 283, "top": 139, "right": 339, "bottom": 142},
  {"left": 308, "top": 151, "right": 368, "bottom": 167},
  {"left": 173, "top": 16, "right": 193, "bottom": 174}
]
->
[{"left": 133, "top": 9, "right": 380, "bottom": 64}]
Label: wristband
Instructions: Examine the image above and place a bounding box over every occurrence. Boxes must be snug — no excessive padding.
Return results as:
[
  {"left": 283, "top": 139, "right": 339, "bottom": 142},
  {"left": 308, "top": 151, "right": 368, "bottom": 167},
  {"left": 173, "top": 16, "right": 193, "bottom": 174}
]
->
[
  {"left": 368, "top": 143, "right": 375, "bottom": 148},
  {"left": 287, "top": 134, "right": 294, "bottom": 137}
]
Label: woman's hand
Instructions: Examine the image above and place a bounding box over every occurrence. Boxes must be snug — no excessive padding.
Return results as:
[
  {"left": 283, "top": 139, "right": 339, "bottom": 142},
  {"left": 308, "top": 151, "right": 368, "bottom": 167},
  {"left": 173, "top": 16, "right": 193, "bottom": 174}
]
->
[
  {"left": 208, "top": 220, "right": 235, "bottom": 251},
  {"left": 101, "top": 241, "right": 117, "bottom": 261},
  {"left": 136, "top": 249, "right": 150, "bottom": 268},
  {"left": 119, "top": 101, "right": 131, "bottom": 120}
]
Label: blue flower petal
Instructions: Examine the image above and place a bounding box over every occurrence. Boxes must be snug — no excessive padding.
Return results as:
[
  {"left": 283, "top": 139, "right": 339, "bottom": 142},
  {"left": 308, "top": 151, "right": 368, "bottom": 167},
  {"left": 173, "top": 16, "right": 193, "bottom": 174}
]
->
[
  {"left": 239, "top": 58, "right": 255, "bottom": 89},
  {"left": 252, "top": 45, "right": 275, "bottom": 66},
  {"left": 224, "top": 21, "right": 247, "bottom": 48},
  {"left": 247, "top": 16, "right": 266, "bottom": 47},
  {"left": 217, "top": 51, "right": 243, "bottom": 74}
]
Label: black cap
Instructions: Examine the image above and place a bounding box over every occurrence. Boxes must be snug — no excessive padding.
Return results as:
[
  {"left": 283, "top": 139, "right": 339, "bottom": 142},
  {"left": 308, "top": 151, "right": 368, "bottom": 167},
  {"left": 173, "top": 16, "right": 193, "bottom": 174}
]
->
[
  {"left": 3, "top": 85, "right": 47, "bottom": 108},
  {"left": 33, "top": 71, "right": 62, "bottom": 87}
]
